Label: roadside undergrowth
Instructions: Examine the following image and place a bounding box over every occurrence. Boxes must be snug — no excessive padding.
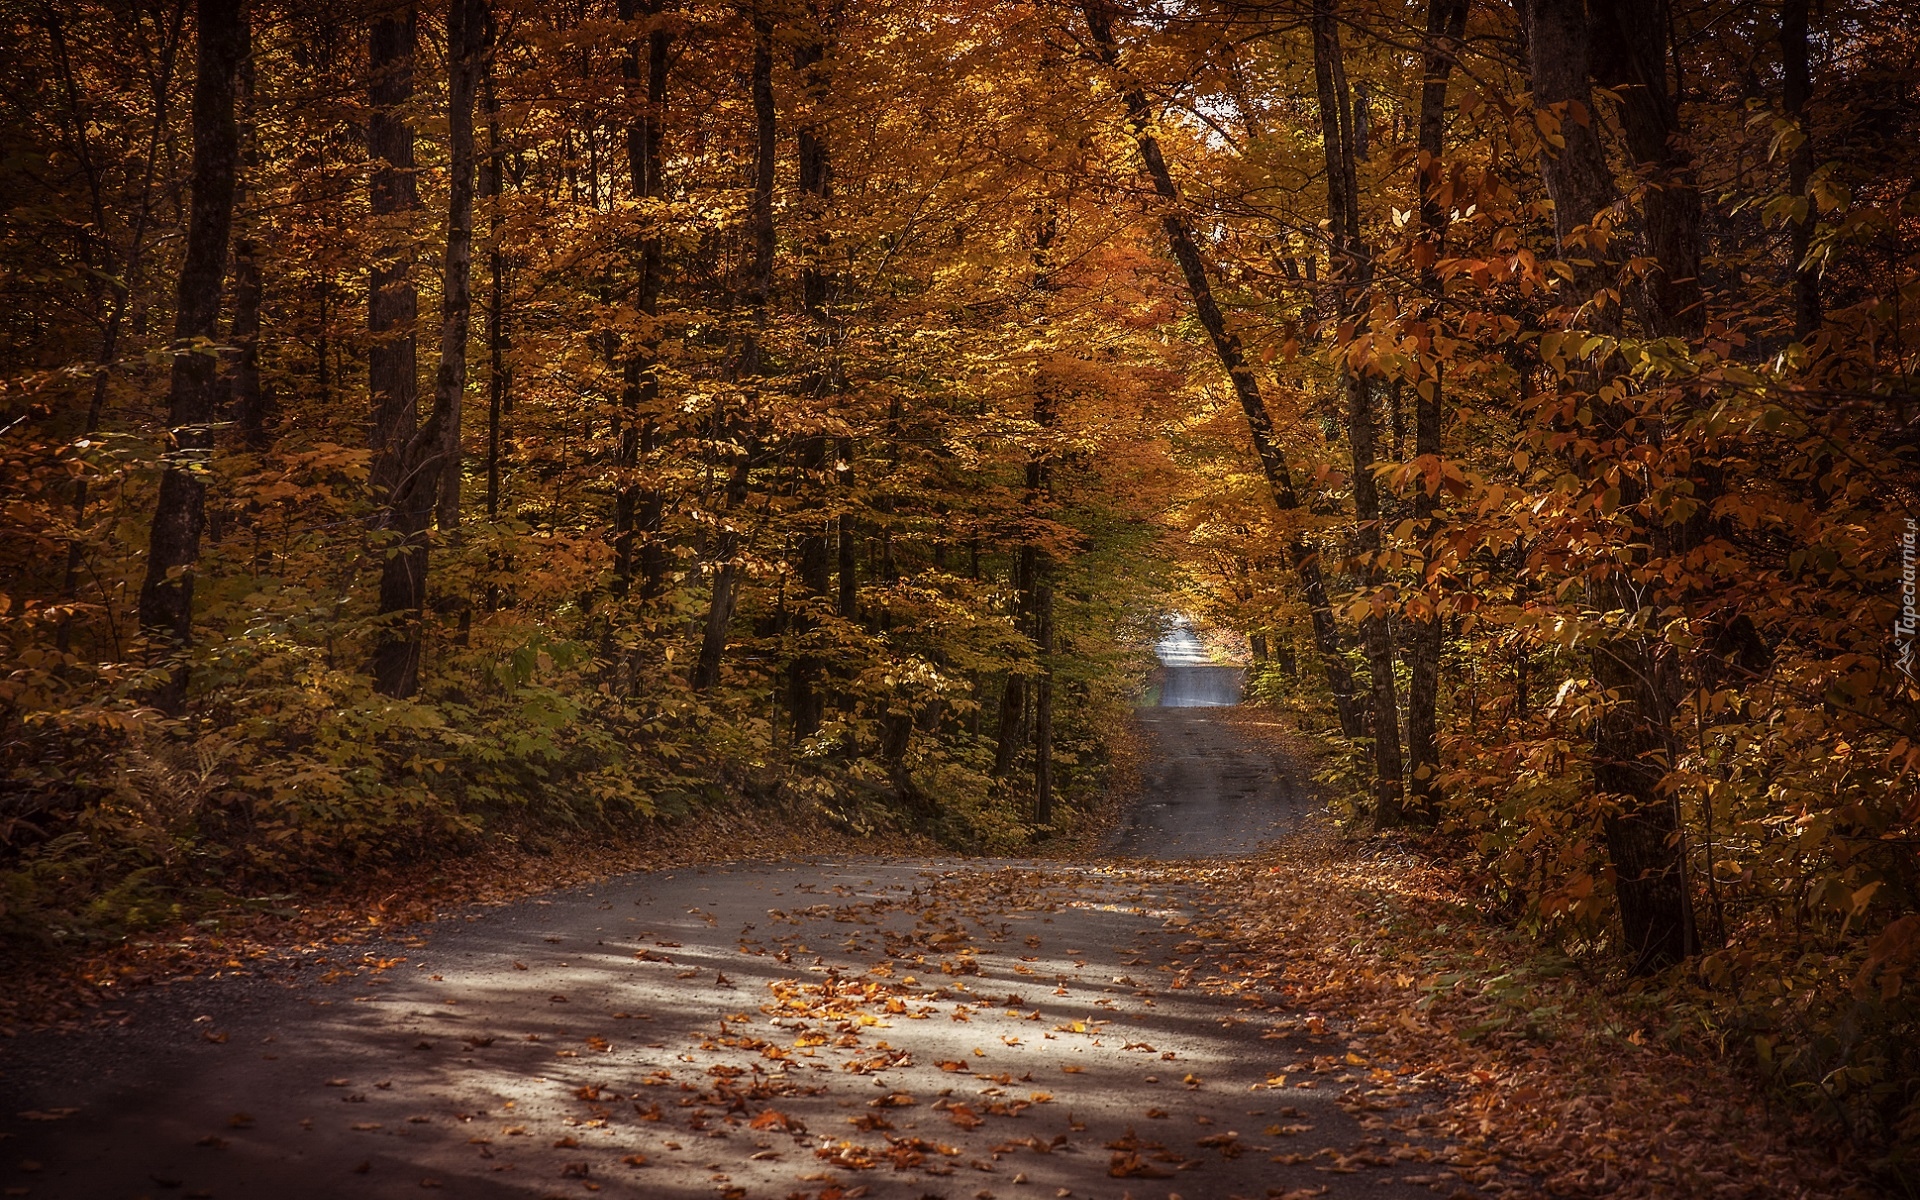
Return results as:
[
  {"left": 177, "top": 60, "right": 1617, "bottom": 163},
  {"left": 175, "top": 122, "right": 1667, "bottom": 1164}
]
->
[
  {"left": 1175, "top": 707, "right": 1877, "bottom": 1199},
  {"left": 0, "top": 797, "right": 941, "bottom": 1037}
]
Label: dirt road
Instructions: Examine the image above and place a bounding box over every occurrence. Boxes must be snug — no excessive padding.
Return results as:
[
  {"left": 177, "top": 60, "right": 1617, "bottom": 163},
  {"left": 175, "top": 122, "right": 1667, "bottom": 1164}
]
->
[{"left": 1, "top": 647, "right": 1447, "bottom": 1200}]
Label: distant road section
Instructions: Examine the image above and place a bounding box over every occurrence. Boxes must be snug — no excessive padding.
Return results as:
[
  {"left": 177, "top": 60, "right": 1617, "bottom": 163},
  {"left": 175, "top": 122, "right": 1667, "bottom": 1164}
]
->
[
  {"left": 1149, "top": 621, "right": 1245, "bottom": 706},
  {"left": 1107, "top": 622, "right": 1308, "bottom": 858}
]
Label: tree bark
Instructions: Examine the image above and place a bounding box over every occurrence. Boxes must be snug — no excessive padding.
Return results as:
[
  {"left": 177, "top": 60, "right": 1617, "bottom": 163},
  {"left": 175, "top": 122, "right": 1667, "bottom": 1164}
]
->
[
  {"left": 1406, "top": 0, "right": 1468, "bottom": 815},
  {"left": 1588, "top": 0, "right": 1703, "bottom": 342},
  {"left": 1522, "top": 0, "right": 1696, "bottom": 973},
  {"left": 482, "top": 61, "right": 507, "bottom": 526},
  {"left": 137, "top": 0, "right": 245, "bottom": 713},
  {"left": 1310, "top": 0, "right": 1402, "bottom": 813},
  {"left": 1079, "top": 0, "right": 1361, "bottom": 737},
  {"left": 992, "top": 542, "right": 1036, "bottom": 778},
  {"left": 1033, "top": 573, "right": 1054, "bottom": 825},
  {"left": 229, "top": 16, "right": 269, "bottom": 448},
  {"left": 837, "top": 436, "right": 857, "bottom": 618},
  {"left": 433, "top": 0, "right": 489, "bottom": 533},
  {"left": 614, "top": 0, "right": 672, "bottom": 600},
  {"left": 368, "top": 4, "right": 433, "bottom": 698},
  {"left": 1779, "top": 0, "right": 1819, "bottom": 339},
  {"left": 693, "top": 10, "right": 774, "bottom": 692},
  {"left": 788, "top": 14, "right": 837, "bottom": 741}
]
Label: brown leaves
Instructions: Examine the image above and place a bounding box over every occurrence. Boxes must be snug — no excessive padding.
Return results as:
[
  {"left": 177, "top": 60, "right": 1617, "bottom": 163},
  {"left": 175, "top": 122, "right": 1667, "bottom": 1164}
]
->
[
  {"left": 944, "top": 1103, "right": 984, "bottom": 1130},
  {"left": 1195, "top": 1130, "right": 1243, "bottom": 1158},
  {"left": 749, "top": 1108, "right": 802, "bottom": 1132}
]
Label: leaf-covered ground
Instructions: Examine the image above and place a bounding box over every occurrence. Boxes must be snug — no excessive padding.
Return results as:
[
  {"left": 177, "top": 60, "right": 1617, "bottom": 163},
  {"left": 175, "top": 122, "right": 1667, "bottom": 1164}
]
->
[
  {"left": 0, "top": 802, "right": 945, "bottom": 1038},
  {"left": 0, "top": 711, "right": 1877, "bottom": 1199}
]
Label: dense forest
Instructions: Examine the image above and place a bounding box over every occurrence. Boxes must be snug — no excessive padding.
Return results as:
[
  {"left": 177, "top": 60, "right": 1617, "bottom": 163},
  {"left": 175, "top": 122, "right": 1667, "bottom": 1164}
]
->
[{"left": 2, "top": 0, "right": 1917, "bottom": 1173}]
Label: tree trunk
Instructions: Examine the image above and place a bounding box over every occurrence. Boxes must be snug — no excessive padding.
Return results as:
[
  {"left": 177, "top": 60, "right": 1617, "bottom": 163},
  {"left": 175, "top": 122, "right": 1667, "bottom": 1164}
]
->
[
  {"left": 1079, "top": 0, "right": 1361, "bottom": 737},
  {"left": 229, "top": 17, "right": 269, "bottom": 448},
  {"left": 1588, "top": 0, "right": 1703, "bottom": 343},
  {"left": 1779, "top": 0, "right": 1819, "bottom": 339},
  {"left": 482, "top": 63, "right": 507, "bottom": 526},
  {"left": 1033, "top": 574, "right": 1054, "bottom": 825},
  {"left": 1346, "top": 370, "right": 1405, "bottom": 821},
  {"left": 693, "top": 10, "right": 774, "bottom": 691},
  {"left": 1406, "top": 0, "right": 1468, "bottom": 815},
  {"left": 1310, "top": 0, "right": 1402, "bottom": 815},
  {"left": 614, "top": 0, "right": 672, "bottom": 600},
  {"left": 433, "top": 0, "right": 488, "bottom": 533},
  {"left": 368, "top": 4, "right": 433, "bottom": 698},
  {"left": 788, "top": 16, "right": 837, "bottom": 741},
  {"left": 137, "top": 0, "right": 245, "bottom": 713},
  {"left": 837, "top": 436, "right": 857, "bottom": 618},
  {"left": 789, "top": 438, "right": 832, "bottom": 741},
  {"left": 993, "top": 544, "right": 1036, "bottom": 778},
  {"left": 1523, "top": 0, "right": 1696, "bottom": 973}
]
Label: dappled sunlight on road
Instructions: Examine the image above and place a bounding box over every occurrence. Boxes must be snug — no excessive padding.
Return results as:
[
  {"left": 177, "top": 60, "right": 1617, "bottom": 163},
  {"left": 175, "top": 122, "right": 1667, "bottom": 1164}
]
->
[{"left": 6, "top": 859, "right": 1448, "bottom": 1200}]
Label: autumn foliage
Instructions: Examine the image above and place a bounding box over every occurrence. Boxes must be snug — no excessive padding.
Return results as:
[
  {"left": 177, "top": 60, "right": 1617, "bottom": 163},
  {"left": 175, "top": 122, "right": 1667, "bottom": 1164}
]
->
[{"left": 0, "top": 0, "right": 1916, "bottom": 1182}]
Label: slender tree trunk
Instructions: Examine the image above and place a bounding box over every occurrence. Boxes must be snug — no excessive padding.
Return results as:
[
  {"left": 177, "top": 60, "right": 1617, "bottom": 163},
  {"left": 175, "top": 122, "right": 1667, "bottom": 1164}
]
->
[
  {"left": 1311, "top": 0, "right": 1402, "bottom": 813},
  {"left": 229, "top": 19, "right": 269, "bottom": 448},
  {"left": 1406, "top": 0, "right": 1468, "bottom": 816},
  {"left": 789, "top": 438, "right": 832, "bottom": 740},
  {"left": 433, "top": 0, "right": 488, "bottom": 533},
  {"left": 1079, "top": 0, "right": 1361, "bottom": 737},
  {"left": 993, "top": 544, "right": 1035, "bottom": 778},
  {"left": 788, "top": 15, "right": 837, "bottom": 741},
  {"left": 49, "top": 3, "right": 182, "bottom": 656},
  {"left": 837, "top": 436, "right": 857, "bottom": 618},
  {"left": 1033, "top": 573, "right": 1054, "bottom": 824},
  {"left": 1779, "top": 0, "right": 1819, "bottom": 339},
  {"left": 482, "top": 65, "right": 506, "bottom": 527},
  {"left": 368, "top": 4, "right": 433, "bottom": 698},
  {"left": 634, "top": 4, "right": 673, "bottom": 603},
  {"left": 693, "top": 10, "right": 774, "bottom": 692},
  {"left": 614, "top": 0, "right": 672, "bottom": 600},
  {"left": 1346, "top": 370, "right": 1405, "bottom": 820},
  {"left": 137, "top": 0, "right": 245, "bottom": 713}
]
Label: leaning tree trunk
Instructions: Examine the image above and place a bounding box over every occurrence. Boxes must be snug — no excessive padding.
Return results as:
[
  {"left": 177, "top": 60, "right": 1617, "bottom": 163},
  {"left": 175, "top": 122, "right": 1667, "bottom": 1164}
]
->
[
  {"left": 1079, "top": 0, "right": 1361, "bottom": 737},
  {"left": 1523, "top": 0, "right": 1696, "bottom": 973},
  {"left": 368, "top": 4, "right": 433, "bottom": 698},
  {"left": 1406, "top": 0, "right": 1469, "bottom": 816},
  {"left": 137, "top": 0, "right": 245, "bottom": 714}
]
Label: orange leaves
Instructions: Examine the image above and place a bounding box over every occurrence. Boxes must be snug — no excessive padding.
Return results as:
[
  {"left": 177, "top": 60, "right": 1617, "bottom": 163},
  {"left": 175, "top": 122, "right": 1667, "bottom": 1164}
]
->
[
  {"left": 943, "top": 1103, "right": 984, "bottom": 1130},
  {"left": 749, "top": 1108, "right": 801, "bottom": 1132},
  {"left": 1104, "top": 1130, "right": 1187, "bottom": 1178}
]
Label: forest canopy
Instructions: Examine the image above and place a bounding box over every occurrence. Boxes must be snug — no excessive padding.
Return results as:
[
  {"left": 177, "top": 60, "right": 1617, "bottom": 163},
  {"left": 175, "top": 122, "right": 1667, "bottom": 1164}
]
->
[{"left": 2, "top": 0, "right": 1917, "bottom": 1171}]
